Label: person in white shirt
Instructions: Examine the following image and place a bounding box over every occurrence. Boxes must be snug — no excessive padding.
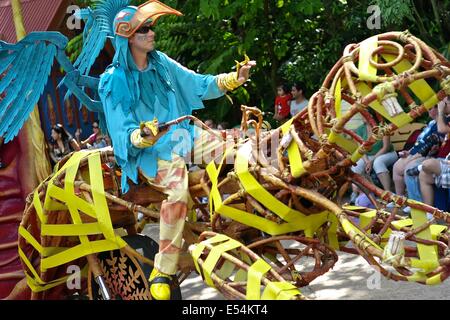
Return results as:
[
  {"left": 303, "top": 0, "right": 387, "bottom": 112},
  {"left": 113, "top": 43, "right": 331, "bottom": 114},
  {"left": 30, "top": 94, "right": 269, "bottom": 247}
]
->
[{"left": 290, "top": 82, "right": 309, "bottom": 117}]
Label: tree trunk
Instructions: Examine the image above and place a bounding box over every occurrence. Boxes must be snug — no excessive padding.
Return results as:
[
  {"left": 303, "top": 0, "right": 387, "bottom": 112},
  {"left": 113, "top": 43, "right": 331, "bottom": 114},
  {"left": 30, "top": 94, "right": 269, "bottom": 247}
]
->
[{"left": 263, "top": 0, "right": 279, "bottom": 93}]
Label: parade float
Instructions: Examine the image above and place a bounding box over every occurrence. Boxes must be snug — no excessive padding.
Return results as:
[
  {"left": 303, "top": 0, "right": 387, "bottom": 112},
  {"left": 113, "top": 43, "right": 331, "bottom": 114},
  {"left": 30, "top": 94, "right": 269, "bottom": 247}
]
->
[{"left": 1, "top": 0, "right": 449, "bottom": 300}]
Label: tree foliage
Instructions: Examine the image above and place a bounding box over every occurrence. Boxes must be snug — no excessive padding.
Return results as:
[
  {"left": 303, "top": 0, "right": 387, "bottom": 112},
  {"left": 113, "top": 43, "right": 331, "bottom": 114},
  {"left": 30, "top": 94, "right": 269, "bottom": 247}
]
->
[{"left": 373, "top": 0, "right": 450, "bottom": 56}]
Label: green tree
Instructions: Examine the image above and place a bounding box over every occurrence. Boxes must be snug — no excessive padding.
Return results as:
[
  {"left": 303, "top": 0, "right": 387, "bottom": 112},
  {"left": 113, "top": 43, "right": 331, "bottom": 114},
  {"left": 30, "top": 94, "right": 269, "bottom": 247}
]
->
[{"left": 373, "top": 0, "right": 450, "bottom": 57}]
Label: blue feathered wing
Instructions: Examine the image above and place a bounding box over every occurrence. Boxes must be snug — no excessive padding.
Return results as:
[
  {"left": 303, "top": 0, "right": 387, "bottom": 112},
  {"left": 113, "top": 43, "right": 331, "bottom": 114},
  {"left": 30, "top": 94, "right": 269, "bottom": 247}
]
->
[
  {"left": 0, "top": 1, "right": 131, "bottom": 143},
  {"left": 0, "top": 32, "right": 69, "bottom": 143}
]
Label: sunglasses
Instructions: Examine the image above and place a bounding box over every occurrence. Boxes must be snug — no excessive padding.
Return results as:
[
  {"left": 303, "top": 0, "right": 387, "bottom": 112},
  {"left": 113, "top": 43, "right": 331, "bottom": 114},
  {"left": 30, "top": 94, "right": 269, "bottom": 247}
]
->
[{"left": 135, "top": 25, "right": 153, "bottom": 34}]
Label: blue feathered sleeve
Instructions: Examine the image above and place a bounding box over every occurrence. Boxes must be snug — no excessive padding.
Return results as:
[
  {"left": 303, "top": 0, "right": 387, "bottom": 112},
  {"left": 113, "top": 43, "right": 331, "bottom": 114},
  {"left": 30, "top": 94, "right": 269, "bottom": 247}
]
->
[{"left": 158, "top": 52, "right": 225, "bottom": 111}]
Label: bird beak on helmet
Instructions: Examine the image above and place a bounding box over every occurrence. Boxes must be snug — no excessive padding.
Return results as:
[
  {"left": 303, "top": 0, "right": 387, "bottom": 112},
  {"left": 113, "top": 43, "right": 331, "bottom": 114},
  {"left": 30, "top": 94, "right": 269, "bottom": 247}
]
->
[{"left": 115, "top": 0, "right": 183, "bottom": 38}]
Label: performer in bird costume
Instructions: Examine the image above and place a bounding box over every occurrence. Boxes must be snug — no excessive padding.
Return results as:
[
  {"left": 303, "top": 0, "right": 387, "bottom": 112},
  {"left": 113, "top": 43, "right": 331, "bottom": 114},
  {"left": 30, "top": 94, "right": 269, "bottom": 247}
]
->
[
  {"left": 99, "top": 1, "right": 256, "bottom": 300},
  {"left": 0, "top": 0, "right": 255, "bottom": 300}
]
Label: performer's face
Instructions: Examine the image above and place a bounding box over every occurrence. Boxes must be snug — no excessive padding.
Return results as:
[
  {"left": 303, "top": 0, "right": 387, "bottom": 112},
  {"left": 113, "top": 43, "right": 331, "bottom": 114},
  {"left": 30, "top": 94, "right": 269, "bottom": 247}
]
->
[{"left": 129, "top": 24, "right": 156, "bottom": 53}]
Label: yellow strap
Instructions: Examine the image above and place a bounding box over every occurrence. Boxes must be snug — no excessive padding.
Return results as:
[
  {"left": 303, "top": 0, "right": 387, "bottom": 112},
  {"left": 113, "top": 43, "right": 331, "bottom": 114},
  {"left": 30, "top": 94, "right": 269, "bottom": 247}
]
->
[
  {"left": 33, "top": 189, "right": 46, "bottom": 223},
  {"left": 46, "top": 185, "right": 96, "bottom": 218},
  {"left": 407, "top": 270, "right": 443, "bottom": 285},
  {"left": 326, "top": 129, "right": 358, "bottom": 154},
  {"left": 202, "top": 238, "right": 242, "bottom": 287},
  {"left": 425, "top": 273, "right": 442, "bottom": 285},
  {"left": 44, "top": 151, "right": 87, "bottom": 210},
  {"left": 335, "top": 78, "right": 342, "bottom": 118},
  {"left": 64, "top": 148, "right": 90, "bottom": 248},
  {"left": 191, "top": 243, "right": 206, "bottom": 278},
  {"left": 327, "top": 77, "right": 353, "bottom": 179},
  {"left": 430, "top": 225, "right": 447, "bottom": 240},
  {"left": 381, "top": 53, "right": 437, "bottom": 104},
  {"left": 358, "top": 209, "right": 377, "bottom": 234},
  {"left": 235, "top": 143, "right": 299, "bottom": 222},
  {"left": 88, "top": 152, "right": 116, "bottom": 241},
  {"left": 20, "top": 244, "right": 79, "bottom": 292},
  {"left": 24, "top": 262, "right": 89, "bottom": 293},
  {"left": 19, "top": 226, "right": 45, "bottom": 255},
  {"left": 190, "top": 234, "right": 233, "bottom": 286},
  {"left": 203, "top": 233, "right": 231, "bottom": 244},
  {"left": 19, "top": 226, "right": 71, "bottom": 257},
  {"left": 41, "top": 238, "right": 126, "bottom": 270},
  {"left": 261, "top": 281, "right": 302, "bottom": 300},
  {"left": 246, "top": 259, "right": 271, "bottom": 300},
  {"left": 358, "top": 36, "right": 378, "bottom": 82},
  {"left": 206, "top": 161, "right": 340, "bottom": 248},
  {"left": 280, "top": 119, "right": 306, "bottom": 178},
  {"left": 41, "top": 223, "right": 102, "bottom": 236},
  {"left": 20, "top": 150, "right": 127, "bottom": 285},
  {"left": 391, "top": 218, "right": 413, "bottom": 229},
  {"left": 18, "top": 247, "right": 47, "bottom": 285},
  {"left": 340, "top": 218, "right": 382, "bottom": 250},
  {"left": 410, "top": 208, "right": 439, "bottom": 271},
  {"left": 350, "top": 148, "right": 364, "bottom": 164},
  {"left": 190, "top": 235, "right": 305, "bottom": 299}
]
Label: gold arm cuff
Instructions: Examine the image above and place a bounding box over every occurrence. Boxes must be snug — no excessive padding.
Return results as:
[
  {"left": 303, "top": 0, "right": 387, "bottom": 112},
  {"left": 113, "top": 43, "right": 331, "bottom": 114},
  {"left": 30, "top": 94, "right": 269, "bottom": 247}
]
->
[
  {"left": 130, "top": 129, "right": 154, "bottom": 148},
  {"left": 216, "top": 72, "right": 242, "bottom": 92}
]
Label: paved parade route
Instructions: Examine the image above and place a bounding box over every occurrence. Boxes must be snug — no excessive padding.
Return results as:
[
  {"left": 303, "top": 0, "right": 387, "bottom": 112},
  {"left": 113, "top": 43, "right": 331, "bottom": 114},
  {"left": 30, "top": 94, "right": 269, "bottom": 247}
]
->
[{"left": 142, "top": 224, "right": 450, "bottom": 300}]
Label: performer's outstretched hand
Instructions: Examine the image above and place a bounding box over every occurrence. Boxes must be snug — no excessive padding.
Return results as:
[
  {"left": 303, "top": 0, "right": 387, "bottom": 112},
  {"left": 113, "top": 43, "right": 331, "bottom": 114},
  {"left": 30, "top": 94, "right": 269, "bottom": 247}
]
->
[{"left": 237, "top": 60, "right": 257, "bottom": 85}]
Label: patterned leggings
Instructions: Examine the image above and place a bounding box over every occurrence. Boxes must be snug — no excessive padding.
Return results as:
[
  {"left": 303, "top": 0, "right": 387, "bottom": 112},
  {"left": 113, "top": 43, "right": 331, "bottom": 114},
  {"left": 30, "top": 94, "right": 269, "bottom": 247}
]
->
[{"left": 142, "top": 130, "right": 227, "bottom": 275}]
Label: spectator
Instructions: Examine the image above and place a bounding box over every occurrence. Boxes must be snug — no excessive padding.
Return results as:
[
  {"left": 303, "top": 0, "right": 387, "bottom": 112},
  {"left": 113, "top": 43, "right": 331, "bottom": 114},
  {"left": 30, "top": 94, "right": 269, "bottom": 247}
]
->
[
  {"left": 48, "top": 124, "right": 80, "bottom": 164},
  {"left": 75, "top": 120, "right": 109, "bottom": 149},
  {"left": 392, "top": 105, "right": 440, "bottom": 196},
  {"left": 351, "top": 117, "right": 398, "bottom": 192},
  {"left": 404, "top": 131, "right": 450, "bottom": 209},
  {"left": 217, "top": 122, "right": 229, "bottom": 130},
  {"left": 355, "top": 191, "right": 376, "bottom": 209},
  {"left": 273, "top": 84, "right": 292, "bottom": 122},
  {"left": 290, "top": 82, "right": 308, "bottom": 117},
  {"left": 419, "top": 96, "right": 450, "bottom": 206},
  {"left": 419, "top": 155, "right": 450, "bottom": 206},
  {"left": 204, "top": 119, "right": 216, "bottom": 129}
]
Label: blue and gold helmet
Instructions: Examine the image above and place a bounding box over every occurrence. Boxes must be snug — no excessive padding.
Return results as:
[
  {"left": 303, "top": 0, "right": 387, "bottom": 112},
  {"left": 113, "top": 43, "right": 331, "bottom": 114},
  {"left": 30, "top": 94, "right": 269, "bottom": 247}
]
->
[{"left": 113, "top": 0, "right": 182, "bottom": 38}]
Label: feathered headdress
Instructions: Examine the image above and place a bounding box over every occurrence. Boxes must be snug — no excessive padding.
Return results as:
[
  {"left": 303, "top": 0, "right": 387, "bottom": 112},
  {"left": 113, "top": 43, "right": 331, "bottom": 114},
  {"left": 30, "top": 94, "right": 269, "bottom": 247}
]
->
[{"left": 73, "top": 0, "right": 182, "bottom": 77}]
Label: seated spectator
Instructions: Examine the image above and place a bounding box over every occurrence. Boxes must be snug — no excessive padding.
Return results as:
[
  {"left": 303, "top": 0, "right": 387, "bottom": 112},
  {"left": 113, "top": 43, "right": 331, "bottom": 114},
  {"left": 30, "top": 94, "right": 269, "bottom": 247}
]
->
[
  {"left": 49, "top": 124, "right": 80, "bottom": 165},
  {"left": 355, "top": 192, "right": 376, "bottom": 209},
  {"left": 393, "top": 105, "right": 440, "bottom": 196},
  {"left": 418, "top": 96, "right": 450, "bottom": 207},
  {"left": 290, "top": 82, "right": 308, "bottom": 117},
  {"left": 351, "top": 117, "right": 398, "bottom": 192},
  {"left": 419, "top": 156, "right": 450, "bottom": 206},
  {"left": 273, "top": 84, "right": 292, "bottom": 122},
  {"left": 75, "top": 120, "right": 109, "bottom": 149}
]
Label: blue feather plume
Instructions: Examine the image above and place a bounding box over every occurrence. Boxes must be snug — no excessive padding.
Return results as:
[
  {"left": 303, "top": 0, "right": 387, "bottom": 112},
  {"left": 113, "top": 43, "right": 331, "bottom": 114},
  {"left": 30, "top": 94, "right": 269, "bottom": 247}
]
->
[{"left": 72, "top": 0, "right": 130, "bottom": 77}]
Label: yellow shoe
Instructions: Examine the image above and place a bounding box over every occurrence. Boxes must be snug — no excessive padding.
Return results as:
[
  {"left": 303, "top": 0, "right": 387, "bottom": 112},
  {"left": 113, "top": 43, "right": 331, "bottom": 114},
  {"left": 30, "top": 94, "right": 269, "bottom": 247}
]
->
[{"left": 149, "top": 268, "right": 172, "bottom": 300}]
